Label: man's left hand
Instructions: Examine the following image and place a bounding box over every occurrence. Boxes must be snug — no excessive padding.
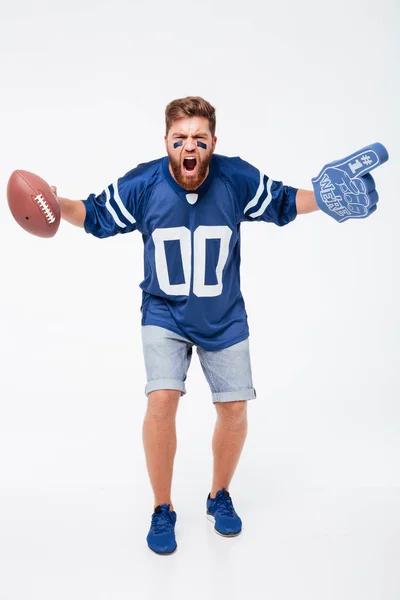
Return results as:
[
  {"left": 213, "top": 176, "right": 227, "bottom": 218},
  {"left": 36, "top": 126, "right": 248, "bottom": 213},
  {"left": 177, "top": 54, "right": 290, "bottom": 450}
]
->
[{"left": 312, "top": 143, "right": 389, "bottom": 223}]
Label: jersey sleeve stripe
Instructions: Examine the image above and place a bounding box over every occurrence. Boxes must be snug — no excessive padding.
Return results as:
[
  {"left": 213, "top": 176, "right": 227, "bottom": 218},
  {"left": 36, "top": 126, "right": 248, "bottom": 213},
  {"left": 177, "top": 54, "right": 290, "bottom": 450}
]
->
[
  {"left": 105, "top": 185, "right": 127, "bottom": 228},
  {"left": 248, "top": 178, "right": 273, "bottom": 219},
  {"left": 113, "top": 179, "right": 136, "bottom": 224},
  {"left": 243, "top": 170, "right": 264, "bottom": 214}
]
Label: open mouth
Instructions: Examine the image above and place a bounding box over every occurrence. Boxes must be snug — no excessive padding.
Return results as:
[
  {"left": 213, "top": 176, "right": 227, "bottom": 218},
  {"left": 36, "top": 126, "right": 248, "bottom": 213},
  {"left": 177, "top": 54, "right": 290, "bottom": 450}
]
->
[{"left": 183, "top": 157, "right": 197, "bottom": 174}]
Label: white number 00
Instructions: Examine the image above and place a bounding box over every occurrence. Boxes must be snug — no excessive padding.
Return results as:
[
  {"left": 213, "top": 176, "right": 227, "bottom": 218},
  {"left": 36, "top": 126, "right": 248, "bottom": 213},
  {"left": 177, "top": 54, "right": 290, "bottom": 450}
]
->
[{"left": 152, "top": 225, "right": 232, "bottom": 297}]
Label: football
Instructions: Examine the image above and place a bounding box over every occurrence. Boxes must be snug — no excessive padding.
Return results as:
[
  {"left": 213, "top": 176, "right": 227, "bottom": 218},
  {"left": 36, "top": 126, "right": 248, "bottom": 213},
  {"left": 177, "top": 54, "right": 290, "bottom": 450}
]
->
[{"left": 7, "top": 170, "right": 60, "bottom": 238}]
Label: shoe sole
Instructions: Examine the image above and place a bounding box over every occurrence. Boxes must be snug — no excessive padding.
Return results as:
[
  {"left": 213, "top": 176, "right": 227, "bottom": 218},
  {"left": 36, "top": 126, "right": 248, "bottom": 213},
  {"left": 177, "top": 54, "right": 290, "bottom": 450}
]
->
[
  {"left": 148, "top": 544, "right": 177, "bottom": 556},
  {"left": 206, "top": 513, "right": 242, "bottom": 537}
]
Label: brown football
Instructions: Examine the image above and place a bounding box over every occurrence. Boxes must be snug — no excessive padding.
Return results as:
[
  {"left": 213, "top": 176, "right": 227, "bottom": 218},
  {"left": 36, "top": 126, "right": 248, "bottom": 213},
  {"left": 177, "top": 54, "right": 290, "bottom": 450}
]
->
[{"left": 7, "top": 170, "right": 60, "bottom": 238}]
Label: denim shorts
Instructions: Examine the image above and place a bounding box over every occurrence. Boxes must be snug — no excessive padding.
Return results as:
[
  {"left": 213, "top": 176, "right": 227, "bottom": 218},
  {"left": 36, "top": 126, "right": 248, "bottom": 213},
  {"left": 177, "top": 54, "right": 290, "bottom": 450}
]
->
[{"left": 141, "top": 325, "right": 256, "bottom": 403}]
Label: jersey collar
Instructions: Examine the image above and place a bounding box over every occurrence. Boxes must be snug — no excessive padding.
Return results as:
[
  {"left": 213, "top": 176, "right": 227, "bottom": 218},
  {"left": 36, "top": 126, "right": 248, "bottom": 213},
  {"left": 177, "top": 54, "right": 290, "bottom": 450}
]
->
[{"left": 162, "top": 155, "right": 218, "bottom": 203}]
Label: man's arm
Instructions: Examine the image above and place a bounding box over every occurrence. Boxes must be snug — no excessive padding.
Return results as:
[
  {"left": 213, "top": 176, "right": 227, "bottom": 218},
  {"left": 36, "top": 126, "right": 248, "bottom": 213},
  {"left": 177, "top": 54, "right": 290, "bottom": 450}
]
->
[
  {"left": 296, "top": 189, "right": 319, "bottom": 215},
  {"left": 51, "top": 186, "right": 86, "bottom": 228},
  {"left": 59, "top": 197, "right": 86, "bottom": 228}
]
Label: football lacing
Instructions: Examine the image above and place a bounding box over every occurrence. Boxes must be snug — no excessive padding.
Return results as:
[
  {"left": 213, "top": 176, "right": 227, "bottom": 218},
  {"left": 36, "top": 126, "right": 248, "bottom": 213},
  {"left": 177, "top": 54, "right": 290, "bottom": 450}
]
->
[{"left": 33, "top": 193, "right": 56, "bottom": 224}]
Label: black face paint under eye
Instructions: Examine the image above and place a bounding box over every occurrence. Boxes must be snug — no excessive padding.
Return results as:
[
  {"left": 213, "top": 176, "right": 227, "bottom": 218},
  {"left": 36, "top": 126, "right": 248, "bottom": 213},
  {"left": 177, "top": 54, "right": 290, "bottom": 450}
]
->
[
  {"left": 197, "top": 141, "right": 207, "bottom": 149},
  {"left": 173, "top": 141, "right": 183, "bottom": 149}
]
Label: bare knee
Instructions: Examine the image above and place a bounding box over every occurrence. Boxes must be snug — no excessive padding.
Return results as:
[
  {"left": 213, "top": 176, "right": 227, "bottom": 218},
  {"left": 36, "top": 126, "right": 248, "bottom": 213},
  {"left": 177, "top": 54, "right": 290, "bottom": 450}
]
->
[
  {"left": 146, "top": 389, "right": 180, "bottom": 420},
  {"left": 215, "top": 400, "right": 247, "bottom": 424}
]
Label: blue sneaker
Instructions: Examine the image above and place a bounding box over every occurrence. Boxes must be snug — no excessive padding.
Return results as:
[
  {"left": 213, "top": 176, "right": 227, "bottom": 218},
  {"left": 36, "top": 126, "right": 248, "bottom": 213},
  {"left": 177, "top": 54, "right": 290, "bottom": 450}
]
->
[
  {"left": 147, "top": 504, "right": 177, "bottom": 555},
  {"left": 206, "top": 489, "right": 242, "bottom": 537}
]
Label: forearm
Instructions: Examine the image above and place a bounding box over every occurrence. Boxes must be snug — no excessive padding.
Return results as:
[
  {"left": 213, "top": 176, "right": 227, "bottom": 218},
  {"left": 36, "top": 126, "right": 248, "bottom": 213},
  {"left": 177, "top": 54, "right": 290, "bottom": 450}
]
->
[
  {"left": 295, "top": 189, "right": 319, "bottom": 215},
  {"left": 59, "top": 197, "right": 86, "bottom": 228}
]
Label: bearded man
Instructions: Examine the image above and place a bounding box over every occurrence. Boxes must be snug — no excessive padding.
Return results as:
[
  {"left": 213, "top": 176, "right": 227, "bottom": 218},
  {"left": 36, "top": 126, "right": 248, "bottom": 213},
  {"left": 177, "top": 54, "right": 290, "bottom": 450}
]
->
[{"left": 56, "top": 96, "right": 387, "bottom": 555}]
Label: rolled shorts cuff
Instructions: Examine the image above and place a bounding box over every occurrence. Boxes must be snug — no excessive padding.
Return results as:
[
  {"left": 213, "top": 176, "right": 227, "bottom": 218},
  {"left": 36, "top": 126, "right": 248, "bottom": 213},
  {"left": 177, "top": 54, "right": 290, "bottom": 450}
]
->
[
  {"left": 145, "top": 378, "right": 187, "bottom": 397},
  {"left": 212, "top": 388, "right": 257, "bottom": 403}
]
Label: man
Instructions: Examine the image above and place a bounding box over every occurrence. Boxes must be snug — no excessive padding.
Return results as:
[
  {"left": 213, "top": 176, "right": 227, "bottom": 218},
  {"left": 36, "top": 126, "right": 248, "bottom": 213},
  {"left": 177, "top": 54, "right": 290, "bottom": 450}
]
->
[{"left": 55, "top": 96, "right": 387, "bottom": 555}]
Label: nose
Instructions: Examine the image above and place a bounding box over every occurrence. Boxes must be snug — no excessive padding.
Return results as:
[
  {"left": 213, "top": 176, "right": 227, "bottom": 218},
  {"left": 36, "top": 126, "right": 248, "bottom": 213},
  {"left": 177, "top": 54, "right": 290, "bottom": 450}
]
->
[{"left": 184, "top": 138, "right": 196, "bottom": 152}]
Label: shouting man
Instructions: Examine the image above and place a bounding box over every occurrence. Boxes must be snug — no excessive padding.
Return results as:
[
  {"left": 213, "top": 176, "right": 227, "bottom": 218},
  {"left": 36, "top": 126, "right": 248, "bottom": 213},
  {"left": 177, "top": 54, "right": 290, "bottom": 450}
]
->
[{"left": 55, "top": 96, "right": 387, "bottom": 555}]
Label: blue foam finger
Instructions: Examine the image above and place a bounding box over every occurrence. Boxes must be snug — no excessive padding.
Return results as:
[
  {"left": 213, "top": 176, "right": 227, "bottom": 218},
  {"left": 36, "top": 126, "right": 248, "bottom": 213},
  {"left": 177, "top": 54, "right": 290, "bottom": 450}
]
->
[
  {"left": 331, "top": 142, "right": 388, "bottom": 179},
  {"left": 312, "top": 143, "right": 388, "bottom": 223}
]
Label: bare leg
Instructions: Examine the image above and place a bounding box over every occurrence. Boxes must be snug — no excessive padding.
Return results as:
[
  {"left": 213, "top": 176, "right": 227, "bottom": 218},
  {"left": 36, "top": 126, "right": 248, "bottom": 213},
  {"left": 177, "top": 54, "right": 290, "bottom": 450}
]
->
[
  {"left": 210, "top": 400, "right": 248, "bottom": 498},
  {"left": 142, "top": 390, "right": 180, "bottom": 510}
]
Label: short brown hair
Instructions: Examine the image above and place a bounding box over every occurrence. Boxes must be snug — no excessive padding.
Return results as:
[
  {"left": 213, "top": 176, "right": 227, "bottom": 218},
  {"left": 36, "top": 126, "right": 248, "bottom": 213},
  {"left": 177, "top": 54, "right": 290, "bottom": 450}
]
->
[{"left": 165, "top": 96, "right": 216, "bottom": 137}]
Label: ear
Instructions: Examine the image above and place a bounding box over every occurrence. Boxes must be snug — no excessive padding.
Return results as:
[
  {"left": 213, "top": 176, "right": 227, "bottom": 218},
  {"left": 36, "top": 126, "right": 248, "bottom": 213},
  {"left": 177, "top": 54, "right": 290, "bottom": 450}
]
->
[
  {"left": 164, "top": 135, "right": 168, "bottom": 151},
  {"left": 212, "top": 136, "right": 217, "bottom": 151}
]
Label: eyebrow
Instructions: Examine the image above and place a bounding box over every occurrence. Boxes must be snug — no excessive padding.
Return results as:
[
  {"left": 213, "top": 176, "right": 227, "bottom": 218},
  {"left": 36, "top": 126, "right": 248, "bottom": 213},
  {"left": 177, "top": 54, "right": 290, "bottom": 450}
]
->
[{"left": 172, "top": 132, "right": 208, "bottom": 137}]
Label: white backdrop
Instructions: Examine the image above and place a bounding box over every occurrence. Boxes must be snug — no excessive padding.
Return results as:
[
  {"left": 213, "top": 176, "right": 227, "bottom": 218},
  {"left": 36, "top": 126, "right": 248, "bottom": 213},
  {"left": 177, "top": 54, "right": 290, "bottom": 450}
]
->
[{"left": 1, "top": 0, "right": 399, "bottom": 599}]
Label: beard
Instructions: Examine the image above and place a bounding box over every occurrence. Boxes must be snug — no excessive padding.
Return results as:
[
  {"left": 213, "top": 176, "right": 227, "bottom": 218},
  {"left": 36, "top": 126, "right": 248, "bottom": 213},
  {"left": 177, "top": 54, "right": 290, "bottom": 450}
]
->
[{"left": 167, "top": 149, "right": 213, "bottom": 191}]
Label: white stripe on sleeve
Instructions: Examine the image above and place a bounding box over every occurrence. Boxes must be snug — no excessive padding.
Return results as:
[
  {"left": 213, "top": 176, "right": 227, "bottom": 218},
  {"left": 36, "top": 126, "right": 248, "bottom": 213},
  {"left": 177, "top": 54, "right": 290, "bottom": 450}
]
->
[
  {"left": 248, "top": 178, "right": 273, "bottom": 219},
  {"left": 113, "top": 179, "right": 136, "bottom": 224},
  {"left": 243, "top": 170, "right": 264, "bottom": 214},
  {"left": 105, "top": 186, "right": 127, "bottom": 228}
]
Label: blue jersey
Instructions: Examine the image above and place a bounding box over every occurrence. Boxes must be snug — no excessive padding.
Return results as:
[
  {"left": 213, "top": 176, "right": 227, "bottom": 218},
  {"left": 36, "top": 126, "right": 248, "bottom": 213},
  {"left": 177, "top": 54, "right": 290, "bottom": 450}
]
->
[{"left": 83, "top": 155, "right": 298, "bottom": 350}]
